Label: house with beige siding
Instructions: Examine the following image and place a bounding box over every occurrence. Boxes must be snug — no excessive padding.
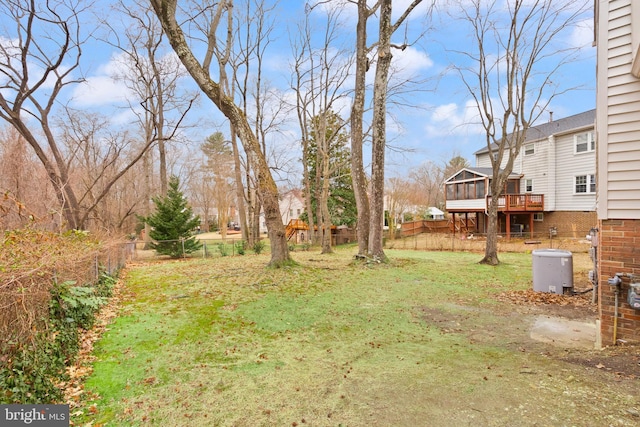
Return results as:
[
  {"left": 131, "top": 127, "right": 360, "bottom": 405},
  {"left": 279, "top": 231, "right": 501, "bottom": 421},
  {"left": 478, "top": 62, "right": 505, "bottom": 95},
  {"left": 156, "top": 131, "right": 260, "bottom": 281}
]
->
[
  {"left": 444, "top": 110, "right": 597, "bottom": 238},
  {"left": 259, "top": 189, "right": 306, "bottom": 235},
  {"left": 595, "top": 0, "right": 640, "bottom": 345}
]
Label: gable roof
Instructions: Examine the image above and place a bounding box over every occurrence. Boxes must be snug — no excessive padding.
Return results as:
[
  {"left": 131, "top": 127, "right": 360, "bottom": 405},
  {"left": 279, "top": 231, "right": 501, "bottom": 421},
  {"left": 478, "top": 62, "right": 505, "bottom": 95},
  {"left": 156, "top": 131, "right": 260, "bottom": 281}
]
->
[
  {"left": 426, "top": 206, "right": 444, "bottom": 216},
  {"left": 444, "top": 167, "right": 522, "bottom": 184},
  {"left": 474, "top": 109, "right": 596, "bottom": 156},
  {"left": 280, "top": 189, "right": 304, "bottom": 202}
]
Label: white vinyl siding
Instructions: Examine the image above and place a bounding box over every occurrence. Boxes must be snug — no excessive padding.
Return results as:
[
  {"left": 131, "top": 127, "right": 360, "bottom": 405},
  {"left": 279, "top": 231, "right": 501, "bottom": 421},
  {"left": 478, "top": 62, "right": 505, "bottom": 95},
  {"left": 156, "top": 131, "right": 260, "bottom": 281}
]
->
[
  {"left": 596, "top": 0, "right": 640, "bottom": 219},
  {"left": 521, "top": 137, "right": 549, "bottom": 204},
  {"left": 475, "top": 154, "right": 492, "bottom": 168},
  {"left": 445, "top": 199, "right": 486, "bottom": 211},
  {"left": 555, "top": 131, "right": 597, "bottom": 211},
  {"left": 475, "top": 151, "right": 516, "bottom": 172}
]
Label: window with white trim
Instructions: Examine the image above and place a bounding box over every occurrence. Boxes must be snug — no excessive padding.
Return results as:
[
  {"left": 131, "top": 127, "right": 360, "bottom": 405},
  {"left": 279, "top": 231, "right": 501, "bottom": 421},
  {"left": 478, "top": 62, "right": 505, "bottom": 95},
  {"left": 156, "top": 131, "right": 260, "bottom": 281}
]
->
[
  {"left": 574, "top": 132, "right": 595, "bottom": 154},
  {"left": 575, "top": 174, "right": 596, "bottom": 194},
  {"left": 524, "top": 143, "right": 535, "bottom": 156},
  {"left": 525, "top": 179, "right": 533, "bottom": 192},
  {"left": 533, "top": 213, "right": 544, "bottom": 222}
]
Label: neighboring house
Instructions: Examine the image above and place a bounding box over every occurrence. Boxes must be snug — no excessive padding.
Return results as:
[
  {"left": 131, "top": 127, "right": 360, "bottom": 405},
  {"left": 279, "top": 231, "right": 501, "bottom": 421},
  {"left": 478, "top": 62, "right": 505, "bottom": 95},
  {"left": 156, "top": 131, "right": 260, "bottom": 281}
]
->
[
  {"left": 279, "top": 189, "right": 305, "bottom": 225},
  {"left": 424, "top": 207, "right": 445, "bottom": 220},
  {"left": 444, "top": 109, "right": 597, "bottom": 238},
  {"left": 259, "top": 189, "right": 306, "bottom": 235},
  {"left": 595, "top": 0, "right": 640, "bottom": 345}
]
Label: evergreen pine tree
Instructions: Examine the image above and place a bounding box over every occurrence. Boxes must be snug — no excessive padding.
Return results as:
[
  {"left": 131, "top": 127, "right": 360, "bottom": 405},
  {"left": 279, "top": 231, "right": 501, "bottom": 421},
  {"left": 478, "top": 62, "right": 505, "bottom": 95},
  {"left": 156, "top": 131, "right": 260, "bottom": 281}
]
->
[{"left": 143, "top": 176, "right": 202, "bottom": 258}]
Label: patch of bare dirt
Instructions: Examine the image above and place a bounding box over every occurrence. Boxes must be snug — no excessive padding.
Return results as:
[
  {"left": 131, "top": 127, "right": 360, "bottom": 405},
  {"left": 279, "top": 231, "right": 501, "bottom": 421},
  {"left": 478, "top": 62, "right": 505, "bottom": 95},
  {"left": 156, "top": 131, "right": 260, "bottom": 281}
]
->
[{"left": 419, "top": 281, "right": 640, "bottom": 378}]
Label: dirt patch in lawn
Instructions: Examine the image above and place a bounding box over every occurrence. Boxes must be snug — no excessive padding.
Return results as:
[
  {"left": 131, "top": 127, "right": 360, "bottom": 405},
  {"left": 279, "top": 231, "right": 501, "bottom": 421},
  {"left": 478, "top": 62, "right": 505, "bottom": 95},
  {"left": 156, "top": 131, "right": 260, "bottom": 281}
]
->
[{"left": 418, "top": 290, "right": 640, "bottom": 381}]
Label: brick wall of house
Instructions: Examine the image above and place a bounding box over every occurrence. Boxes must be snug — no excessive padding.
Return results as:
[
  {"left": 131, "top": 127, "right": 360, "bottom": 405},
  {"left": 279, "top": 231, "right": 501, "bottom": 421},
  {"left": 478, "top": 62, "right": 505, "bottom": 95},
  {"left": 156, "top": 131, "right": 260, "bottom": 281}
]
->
[
  {"left": 538, "top": 211, "right": 597, "bottom": 238},
  {"left": 598, "top": 219, "right": 640, "bottom": 345}
]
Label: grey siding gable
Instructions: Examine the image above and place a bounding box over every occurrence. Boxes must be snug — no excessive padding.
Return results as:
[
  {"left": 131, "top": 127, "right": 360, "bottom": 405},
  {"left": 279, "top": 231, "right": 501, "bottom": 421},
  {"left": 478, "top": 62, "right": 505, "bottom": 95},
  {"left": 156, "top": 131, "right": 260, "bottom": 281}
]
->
[
  {"left": 597, "top": 0, "right": 640, "bottom": 220},
  {"left": 520, "top": 138, "right": 549, "bottom": 202},
  {"left": 475, "top": 152, "right": 520, "bottom": 172}
]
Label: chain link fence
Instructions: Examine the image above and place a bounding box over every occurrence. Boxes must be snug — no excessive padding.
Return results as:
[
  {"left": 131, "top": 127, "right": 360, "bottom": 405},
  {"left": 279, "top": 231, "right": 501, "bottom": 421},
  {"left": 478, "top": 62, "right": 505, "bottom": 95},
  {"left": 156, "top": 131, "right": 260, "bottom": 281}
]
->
[
  {"left": 133, "top": 238, "right": 269, "bottom": 260},
  {"left": 1, "top": 234, "right": 135, "bottom": 347}
]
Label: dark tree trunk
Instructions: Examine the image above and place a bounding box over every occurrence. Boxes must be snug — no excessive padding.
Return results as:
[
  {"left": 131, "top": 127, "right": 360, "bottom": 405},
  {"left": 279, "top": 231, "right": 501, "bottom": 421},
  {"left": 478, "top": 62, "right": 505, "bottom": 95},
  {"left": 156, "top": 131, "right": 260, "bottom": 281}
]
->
[
  {"left": 350, "top": 0, "right": 371, "bottom": 257},
  {"left": 151, "top": 0, "right": 291, "bottom": 266}
]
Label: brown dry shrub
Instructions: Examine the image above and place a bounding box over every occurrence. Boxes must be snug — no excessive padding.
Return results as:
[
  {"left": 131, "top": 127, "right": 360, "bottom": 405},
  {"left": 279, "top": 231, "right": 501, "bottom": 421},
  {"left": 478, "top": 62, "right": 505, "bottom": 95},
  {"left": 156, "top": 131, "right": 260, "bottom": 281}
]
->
[{"left": 0, "top": 228, "right": 124, "bottom": 347}]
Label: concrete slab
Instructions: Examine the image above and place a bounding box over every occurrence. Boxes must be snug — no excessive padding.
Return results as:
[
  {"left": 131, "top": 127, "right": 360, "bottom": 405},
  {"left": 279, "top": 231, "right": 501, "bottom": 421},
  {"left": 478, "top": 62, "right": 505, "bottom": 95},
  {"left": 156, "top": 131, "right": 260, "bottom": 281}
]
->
[{"left": 530, "top": 315, "right": 597, "bottom": 349}]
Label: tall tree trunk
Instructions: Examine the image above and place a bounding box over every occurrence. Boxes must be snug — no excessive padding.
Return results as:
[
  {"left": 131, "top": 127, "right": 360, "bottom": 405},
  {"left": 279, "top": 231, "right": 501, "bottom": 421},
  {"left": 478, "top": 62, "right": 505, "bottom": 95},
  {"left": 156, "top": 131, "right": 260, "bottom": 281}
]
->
[
  {"left": 302, "top": 147, "right": 315, "bottom": 245},
  {"left": 320, "top": 138, "right": 332, "bottom": 253},
  {"left": 143, "top": 151, "right": 153, "bottom": 249},
  {"left": 368, "top": 0, "right": 393, "bottom": 260},
  {"left": 151, "top": 0, "right": 290, "bottom": 266},
  {"left": 252, "top": 188, "right": 262, "bottom": 245},
  {"left": 229, "top": 126, "right": 249, "bottom": 244},
  {"left": 351, "top": 0, "right": 371, "bottom": 256},
  {"left": 480, "top": 197, "right": 500, "bottom": 265}
]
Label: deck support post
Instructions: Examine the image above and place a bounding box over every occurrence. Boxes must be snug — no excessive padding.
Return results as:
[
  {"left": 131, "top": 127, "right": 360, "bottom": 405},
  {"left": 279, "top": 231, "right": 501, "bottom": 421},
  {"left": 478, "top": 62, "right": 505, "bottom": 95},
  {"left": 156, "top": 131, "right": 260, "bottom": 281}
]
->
[{"left": 529, "top": 213, "right": 534, "bottom": 239}]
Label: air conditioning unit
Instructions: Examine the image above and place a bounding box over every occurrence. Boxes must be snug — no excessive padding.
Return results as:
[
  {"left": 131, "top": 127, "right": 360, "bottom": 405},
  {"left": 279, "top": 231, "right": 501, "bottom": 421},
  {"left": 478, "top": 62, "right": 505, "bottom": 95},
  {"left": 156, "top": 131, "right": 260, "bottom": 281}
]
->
[{"left": 532, "top": 249, "right": 573, "bottom": 295}]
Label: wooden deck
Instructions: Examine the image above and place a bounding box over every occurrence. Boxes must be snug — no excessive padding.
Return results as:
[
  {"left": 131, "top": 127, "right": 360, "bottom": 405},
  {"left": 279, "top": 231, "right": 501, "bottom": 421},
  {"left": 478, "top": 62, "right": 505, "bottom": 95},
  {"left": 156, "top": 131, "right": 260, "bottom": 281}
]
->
[
  {"left": 286, "top": 218, "right": 308, "bottom": 240},
  {"left": 488, "top": 194, "right": 544, "bottom": 212}
]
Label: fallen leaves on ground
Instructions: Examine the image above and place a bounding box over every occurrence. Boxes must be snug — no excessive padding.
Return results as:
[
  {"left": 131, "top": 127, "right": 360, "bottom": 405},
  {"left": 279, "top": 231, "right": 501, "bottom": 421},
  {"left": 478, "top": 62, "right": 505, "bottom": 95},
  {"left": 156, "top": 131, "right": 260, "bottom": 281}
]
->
[
  {"left": 61, "top": 270, "right": 126, "bottom": 418},
  {"left": 496, "top": 288, "right": 595, "bottom": 308}
]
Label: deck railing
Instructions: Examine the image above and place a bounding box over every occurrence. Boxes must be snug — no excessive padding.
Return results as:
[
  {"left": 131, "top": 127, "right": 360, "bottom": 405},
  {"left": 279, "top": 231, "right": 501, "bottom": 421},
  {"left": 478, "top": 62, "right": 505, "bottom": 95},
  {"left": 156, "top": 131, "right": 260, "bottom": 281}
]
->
[{"left": 487, "top": 194, "right": 544, "bottom": 212}]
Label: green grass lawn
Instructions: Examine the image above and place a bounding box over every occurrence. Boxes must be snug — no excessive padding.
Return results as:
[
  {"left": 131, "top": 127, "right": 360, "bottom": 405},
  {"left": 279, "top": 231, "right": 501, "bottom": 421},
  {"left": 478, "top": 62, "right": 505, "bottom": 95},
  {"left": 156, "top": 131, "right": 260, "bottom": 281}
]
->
[{"left": 76, "top": 247, "right": 638, "bottom": 427}]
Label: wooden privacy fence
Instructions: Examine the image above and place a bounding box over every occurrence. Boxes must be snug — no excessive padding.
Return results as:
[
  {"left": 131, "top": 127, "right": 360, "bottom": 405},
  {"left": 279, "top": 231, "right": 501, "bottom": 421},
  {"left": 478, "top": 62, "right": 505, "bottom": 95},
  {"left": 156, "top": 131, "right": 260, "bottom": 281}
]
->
[{"left": 400, "top": 220, "right": 450, "bottom": 236}]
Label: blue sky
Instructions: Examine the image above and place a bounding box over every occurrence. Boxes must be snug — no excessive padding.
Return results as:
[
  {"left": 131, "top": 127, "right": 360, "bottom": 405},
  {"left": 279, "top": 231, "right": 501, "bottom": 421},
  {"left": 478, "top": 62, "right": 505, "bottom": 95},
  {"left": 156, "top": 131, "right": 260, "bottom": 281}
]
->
[{"left": 2, "top": 0, "right": 596, "bottom": 182}]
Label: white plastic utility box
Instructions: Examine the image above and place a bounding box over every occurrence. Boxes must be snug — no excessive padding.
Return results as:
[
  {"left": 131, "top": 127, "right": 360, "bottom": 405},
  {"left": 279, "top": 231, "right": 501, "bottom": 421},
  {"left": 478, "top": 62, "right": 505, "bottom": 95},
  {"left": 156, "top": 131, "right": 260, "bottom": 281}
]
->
[{"left": 532, "top": 249, "right": 573, "bottom": 295}]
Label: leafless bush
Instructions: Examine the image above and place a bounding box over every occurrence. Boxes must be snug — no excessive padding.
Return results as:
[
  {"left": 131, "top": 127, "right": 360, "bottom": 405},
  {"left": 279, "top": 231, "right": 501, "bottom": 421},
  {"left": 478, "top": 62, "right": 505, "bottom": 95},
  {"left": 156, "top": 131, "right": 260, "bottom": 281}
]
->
[{"left": 0, "top": 228, "right": 129, "bottom": 347}]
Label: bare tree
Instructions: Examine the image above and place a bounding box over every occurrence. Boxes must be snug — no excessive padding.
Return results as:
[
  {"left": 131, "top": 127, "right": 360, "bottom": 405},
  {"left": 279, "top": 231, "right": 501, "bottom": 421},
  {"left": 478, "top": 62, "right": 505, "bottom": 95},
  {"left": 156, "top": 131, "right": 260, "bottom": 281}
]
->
[
  {"left": 102, "top": 0, "right": 196, "bottom": 242},
  {"left": 409, "top": 161, "right": 444, "bottom": 209},
  {"left": 188, "top": 163, "right": 215, "bottom": 232},
  {"left": 201, "top": 132, "right": 236, "bottom": 240},
  {"left": 0, "top": 127, "right": 55, "bottom": 229},
  {"left": 348, "top": 0, "right": 426, "bottom": 260},
  {"left": 0, "top": 0, "right": 87, "bottom": 229},
  {"left": 292, "top": 4, "right": 352, "bottom": 253},
  {"left": 58, "top": 110, "right": 130, "bottom": 231},
  {"left": 385, "top": 176, "right": 412, "bottom": 239},
  {"left": 407, "top": 154, "right": 469, "bottom": 212},
  {"left": 0, "top": 0, "right": 165, "bottom": 231},
  {"left": 107, "top": 0, "right": 197, "bottom": 197},
  {"left": 231, "top": 0, "right": 287, "bottom": 247},
  {"left": 149, "top": 0, "right": 291, "bottom": 266},
  {"left": 349, "top": 0, "right": 373, "bottom": 257},
  {"left": 448, "top": 0, "right": 589, "bottom": 265}
]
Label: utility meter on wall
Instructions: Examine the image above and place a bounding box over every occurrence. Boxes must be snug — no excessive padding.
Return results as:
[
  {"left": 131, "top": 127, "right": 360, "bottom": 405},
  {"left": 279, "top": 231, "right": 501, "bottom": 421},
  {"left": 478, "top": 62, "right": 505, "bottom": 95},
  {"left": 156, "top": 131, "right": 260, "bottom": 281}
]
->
[{"left": 629, "top": 283, "right": 640, "bottom": 310}]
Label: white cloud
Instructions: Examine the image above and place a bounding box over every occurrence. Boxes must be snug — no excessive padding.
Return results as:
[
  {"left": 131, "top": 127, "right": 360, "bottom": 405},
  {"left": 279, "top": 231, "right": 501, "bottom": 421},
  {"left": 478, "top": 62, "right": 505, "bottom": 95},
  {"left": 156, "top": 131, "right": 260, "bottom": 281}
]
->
[
  {"left": 71, "top": 53, "right": 133, "bottom": 107},
  {"left": 392, "top": 46, "right": 434, "bottom": 75},
  {"left": 568, "top": 18, "right": 594, "bottom": 50},
  {"left": 424, "top": 100, "right": 484, "bottom": 138},
  {"left": 72, "top": 75, "right": 131, "bottom": 107}
]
